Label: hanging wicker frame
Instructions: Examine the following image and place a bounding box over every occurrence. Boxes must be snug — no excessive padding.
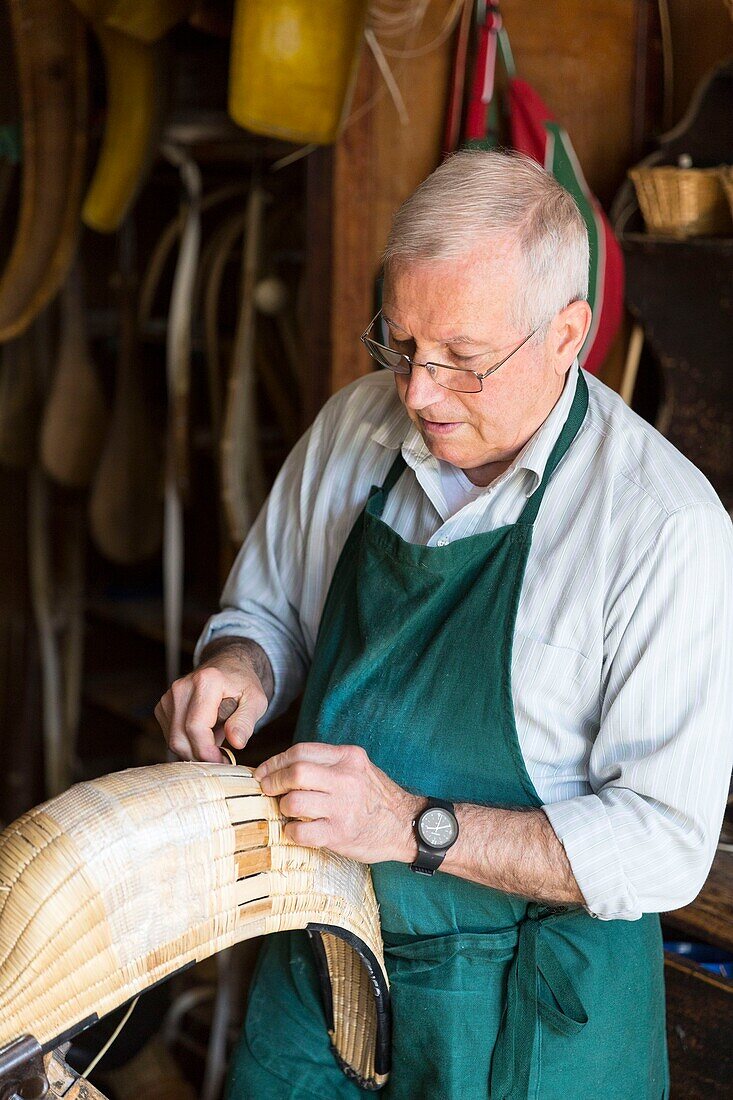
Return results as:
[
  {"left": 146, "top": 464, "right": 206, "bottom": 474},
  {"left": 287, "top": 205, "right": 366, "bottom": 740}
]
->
[{"left": 0, "top": 762, "right": 391, "bottom": 1090}]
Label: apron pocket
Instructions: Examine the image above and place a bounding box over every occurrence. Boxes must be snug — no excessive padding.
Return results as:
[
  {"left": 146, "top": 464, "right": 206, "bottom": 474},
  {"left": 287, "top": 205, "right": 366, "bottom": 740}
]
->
[
  {"left": 384, "top": 929, "right": 518, "bottom": 987},
  {"left": 383, "top": 929, "right": 519, "bottom": 1100}
]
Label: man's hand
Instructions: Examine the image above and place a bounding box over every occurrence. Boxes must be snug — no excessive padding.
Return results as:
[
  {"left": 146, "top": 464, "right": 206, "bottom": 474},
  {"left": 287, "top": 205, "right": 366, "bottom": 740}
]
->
[
  {"left": 255, "top": 742, "right": 584, "bottom": 906},
  {"left": 254, "top": 742, "right": 422, "bottom": 864},
  {"left": 155, "top": 638, "right": 273, "bottom": 763}
]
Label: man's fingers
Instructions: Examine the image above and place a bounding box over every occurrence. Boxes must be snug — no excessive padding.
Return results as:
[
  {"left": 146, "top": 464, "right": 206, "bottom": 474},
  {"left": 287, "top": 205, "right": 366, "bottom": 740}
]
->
[
  {"left": 223, "top": 689, "right": 267, "bottom": 750},
  {"left": 283, "top": 818, "right": 331, "bottom": 849},
  {"left": 155, "top": 664, "right": 269, "bottom": 763},
  {"left": 156, "top": 690, "right": 194, "bottom": 759},
  {"left": 218, "top": 697, "right": 238, "bottom": 723},
  {"left": 259, "top": 761, "right": 331, "bottom": 797},
  {"left": 279, "top": 790, "right": 332, "bottom": 821},
  {"left": 181, "top": 675, "right": 233, "bottom": 762},
  {"left": 254, "top": 741, "right": 360, "bottom": 781}
]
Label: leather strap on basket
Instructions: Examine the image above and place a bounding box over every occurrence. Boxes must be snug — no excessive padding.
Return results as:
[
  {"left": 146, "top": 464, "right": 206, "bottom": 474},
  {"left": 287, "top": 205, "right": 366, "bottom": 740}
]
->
[{"left": 308, "top": 925, "right": 391, "bottom": 1090}]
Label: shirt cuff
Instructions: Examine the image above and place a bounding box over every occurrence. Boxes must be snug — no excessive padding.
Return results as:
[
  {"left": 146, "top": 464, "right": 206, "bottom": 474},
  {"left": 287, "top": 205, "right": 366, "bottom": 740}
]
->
[
  {"left": 542, "top": 795, "right": 643, "bottom": 921},
  {"left": 194, "top": 610, "right": 305, "bottom": 725}
]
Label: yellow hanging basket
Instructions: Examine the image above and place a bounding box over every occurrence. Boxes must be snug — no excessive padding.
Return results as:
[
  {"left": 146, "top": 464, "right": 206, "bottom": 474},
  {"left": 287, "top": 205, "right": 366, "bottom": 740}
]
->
[{"left": 228, "top": 0, "right": 370, "bottom": 145}]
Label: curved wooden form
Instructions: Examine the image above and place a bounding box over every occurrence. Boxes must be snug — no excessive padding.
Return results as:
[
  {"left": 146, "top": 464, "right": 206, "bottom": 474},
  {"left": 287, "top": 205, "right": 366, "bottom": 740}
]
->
[{"left": 0, "top": 0, "right": 87, "bottom": 343}]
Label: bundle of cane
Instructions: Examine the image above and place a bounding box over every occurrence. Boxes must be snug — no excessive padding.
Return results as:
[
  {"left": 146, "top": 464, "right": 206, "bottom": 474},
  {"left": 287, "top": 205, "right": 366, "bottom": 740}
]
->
[{"left": 0, "top": 762, "right": 391, "bottom": 1090}]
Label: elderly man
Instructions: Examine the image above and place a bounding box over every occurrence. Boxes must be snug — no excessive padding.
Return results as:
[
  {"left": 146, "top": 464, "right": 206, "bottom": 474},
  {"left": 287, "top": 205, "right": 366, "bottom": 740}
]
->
[{"left": 156, "top": 150, "right": 733, "bottom": 1098}]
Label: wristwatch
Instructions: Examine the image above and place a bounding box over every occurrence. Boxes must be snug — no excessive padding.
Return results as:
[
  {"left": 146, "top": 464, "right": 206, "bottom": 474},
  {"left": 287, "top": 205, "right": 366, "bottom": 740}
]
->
[{"left": 410, "top": 798, "right": 459, "bottom": 876}]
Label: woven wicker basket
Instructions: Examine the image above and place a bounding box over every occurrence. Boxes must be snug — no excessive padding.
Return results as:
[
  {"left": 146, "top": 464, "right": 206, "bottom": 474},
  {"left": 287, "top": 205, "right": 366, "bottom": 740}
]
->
[
  {"left": 628, "top": 165, "right": 733, "bottom": 237},
  {"left": 0, "top": 763, "right": 390, "bottom": 1090}
]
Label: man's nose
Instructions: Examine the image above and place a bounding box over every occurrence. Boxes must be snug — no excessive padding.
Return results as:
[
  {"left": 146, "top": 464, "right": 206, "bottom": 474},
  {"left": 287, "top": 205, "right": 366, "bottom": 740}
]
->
[{"left": 402, "top": 361, "right": 445, "bottom": 408}]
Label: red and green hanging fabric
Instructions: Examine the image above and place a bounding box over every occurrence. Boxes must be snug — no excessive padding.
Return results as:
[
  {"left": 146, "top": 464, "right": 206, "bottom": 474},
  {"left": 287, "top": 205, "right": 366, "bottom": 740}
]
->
[{"left": 448, "top": 3, "right": 624, "bottom": 376}]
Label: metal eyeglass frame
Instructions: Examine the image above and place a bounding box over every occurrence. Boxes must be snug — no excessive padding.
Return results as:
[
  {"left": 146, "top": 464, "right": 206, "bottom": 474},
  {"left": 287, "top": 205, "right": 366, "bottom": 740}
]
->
[{"left": 360, "top": 309, "right": 539, "bottom": 393}]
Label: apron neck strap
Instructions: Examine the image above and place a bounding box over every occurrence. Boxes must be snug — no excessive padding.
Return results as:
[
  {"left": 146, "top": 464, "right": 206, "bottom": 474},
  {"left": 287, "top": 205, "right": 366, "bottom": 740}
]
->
[
  {"left": 518, "top": 369, "right": 589, "bottom": 527},
  {"left": 375, "top": 451, "right": 408, "bottom": 500},
  {"left": 368, "top": 452, "right": 407, "bottom": 518}
]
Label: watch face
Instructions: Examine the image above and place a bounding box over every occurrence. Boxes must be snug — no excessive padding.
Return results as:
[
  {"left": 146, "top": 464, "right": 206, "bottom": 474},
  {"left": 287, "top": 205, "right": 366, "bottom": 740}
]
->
[{"left": 418, "top": 808, "right": 458, "bottom": 849}]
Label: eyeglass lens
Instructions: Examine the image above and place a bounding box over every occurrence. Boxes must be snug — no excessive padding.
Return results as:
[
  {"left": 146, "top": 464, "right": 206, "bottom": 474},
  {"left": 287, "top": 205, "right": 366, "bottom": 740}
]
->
[{"left": 362, "top": 337, "right": 482, "bottom": 393}]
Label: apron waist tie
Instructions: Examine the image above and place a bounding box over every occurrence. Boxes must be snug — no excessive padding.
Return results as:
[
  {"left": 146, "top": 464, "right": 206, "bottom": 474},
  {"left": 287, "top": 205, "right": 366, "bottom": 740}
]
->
[{"left": 489, "top": 904, "right": 588, "bottom": 1100}]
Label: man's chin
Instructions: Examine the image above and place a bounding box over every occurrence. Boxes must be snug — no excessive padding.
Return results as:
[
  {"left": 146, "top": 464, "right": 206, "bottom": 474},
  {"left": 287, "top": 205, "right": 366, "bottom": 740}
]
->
[{"left": 420, "top": 435, "right": 467, "bottom": 468}]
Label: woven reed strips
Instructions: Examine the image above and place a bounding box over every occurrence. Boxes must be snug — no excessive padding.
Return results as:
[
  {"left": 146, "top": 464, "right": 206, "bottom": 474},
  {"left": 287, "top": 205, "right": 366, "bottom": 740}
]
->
[
  {"left": 0, "top": 762, "right": 389, "bottom": 1089},
  {"left": 321, "top": 930, "right": 382, "bottom": 1086}
]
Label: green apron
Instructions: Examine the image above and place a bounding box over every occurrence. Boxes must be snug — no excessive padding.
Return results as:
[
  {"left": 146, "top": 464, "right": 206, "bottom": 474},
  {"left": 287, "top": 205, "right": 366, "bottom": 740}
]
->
[{"left": 227, "top": 370, "right": 669, "bottom": 1099}]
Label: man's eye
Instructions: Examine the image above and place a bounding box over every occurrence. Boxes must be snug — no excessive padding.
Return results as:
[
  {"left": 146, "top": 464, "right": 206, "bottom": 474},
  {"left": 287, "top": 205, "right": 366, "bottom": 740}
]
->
[{"left": 390, "top": 337, "right": 414, "bottom": 352}]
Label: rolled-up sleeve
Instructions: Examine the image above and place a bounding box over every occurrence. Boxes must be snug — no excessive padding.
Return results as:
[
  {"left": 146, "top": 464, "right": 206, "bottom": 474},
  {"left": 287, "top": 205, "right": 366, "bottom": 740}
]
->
[
  {"left": 544, "top": 502, "right": 733, "bottom": 920},
  {"left": 194, "top": 427, "right": 315, "bottom": 722}
]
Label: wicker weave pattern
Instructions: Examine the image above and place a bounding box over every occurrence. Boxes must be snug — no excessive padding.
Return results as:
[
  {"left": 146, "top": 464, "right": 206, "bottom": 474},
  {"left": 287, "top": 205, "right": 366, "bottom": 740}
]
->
[
  {"left": 629, "top": 165, "right": 733, "bottom": 237},
  {"left": 0, "top": 763, "right": 388, "bottom": 1088},
  {"left": 322, "top": 930, "right": 386, "bottom": 1087}
]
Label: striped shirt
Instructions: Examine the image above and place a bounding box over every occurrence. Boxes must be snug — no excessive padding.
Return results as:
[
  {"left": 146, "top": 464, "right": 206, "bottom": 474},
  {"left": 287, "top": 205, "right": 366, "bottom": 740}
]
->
[{"left": 196, "top": 360, "right": 733, "bottom": 921}]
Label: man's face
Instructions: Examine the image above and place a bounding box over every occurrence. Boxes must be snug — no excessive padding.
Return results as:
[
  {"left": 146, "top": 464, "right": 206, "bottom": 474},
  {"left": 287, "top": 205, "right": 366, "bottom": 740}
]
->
[{"left": 382, "top": 238, "right": 570, "bottom": 485}]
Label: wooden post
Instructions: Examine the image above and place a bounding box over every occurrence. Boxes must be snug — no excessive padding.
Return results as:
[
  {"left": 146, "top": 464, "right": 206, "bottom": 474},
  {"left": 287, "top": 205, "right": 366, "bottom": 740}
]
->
[{"left": 304, "top": 1, "right": 456, "bottom": 418}]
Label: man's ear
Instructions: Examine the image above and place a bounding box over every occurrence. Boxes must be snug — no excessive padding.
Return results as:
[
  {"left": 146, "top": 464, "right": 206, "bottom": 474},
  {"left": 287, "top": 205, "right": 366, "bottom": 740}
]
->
[{"left": 549, "top": 300, "right": 593, "bottom": 372}]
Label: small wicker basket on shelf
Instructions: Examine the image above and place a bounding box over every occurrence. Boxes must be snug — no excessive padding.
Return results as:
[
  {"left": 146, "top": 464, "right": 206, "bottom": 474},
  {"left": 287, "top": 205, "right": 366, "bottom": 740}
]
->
[{"left": 628, "top": 164, "right": 733, "bottom": 238}]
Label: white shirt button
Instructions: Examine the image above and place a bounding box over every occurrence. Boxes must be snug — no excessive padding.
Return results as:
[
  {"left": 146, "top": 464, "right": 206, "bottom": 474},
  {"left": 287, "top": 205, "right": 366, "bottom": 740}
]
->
[{"left": 436, "top": 536, "right": 449, "bottom": 547}]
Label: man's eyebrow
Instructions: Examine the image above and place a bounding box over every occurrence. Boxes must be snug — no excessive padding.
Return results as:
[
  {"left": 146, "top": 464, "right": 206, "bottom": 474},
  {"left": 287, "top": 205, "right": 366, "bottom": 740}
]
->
[{"left": 382, "top": 314, "right": 483, "bottom": 346}]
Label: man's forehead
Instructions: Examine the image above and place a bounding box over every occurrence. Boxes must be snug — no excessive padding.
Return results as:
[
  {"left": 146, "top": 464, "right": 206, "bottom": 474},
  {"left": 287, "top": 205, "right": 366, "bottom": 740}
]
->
[
  {"left": 384, "top": 244, "right": 520, "bottom": 308},
  {"left": 382, "top": 257, "right": 520, "bottom": 341}
]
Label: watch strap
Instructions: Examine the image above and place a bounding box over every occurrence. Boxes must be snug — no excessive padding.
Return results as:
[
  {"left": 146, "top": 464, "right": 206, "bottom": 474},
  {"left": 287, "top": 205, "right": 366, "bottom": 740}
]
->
[
  {"left": 426, "top": 798, "right": 454, "bottom": 814},
  {"left": 412, "top": 846, "right": 443, "bottom": 876},
  {"left": 411, "top": 798, "right": 457, "bottom": 877}
]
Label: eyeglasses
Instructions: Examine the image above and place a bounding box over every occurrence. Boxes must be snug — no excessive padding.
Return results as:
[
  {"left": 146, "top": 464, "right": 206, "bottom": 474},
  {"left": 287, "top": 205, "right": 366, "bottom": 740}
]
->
[{"left": 360, "top": 309, "right": 539, "bottom": 394}]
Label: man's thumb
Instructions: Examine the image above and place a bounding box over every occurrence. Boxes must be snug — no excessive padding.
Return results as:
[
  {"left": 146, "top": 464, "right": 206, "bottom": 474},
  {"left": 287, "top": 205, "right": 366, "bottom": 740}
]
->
[{"left": 223, "top": 694, "right": 261, "bottom": 749}]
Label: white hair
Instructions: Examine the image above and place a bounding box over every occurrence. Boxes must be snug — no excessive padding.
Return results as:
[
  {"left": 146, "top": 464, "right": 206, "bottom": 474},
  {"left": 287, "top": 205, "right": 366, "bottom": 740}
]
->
[{"left": 382, "top": 148, "right": 589, "bottom": 335}]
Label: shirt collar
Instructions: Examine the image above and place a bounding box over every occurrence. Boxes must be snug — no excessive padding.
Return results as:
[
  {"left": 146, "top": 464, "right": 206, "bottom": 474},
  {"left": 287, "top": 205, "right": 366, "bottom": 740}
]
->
[{"left": 371, "top": 359, "right": 580, "bottom": 498}]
